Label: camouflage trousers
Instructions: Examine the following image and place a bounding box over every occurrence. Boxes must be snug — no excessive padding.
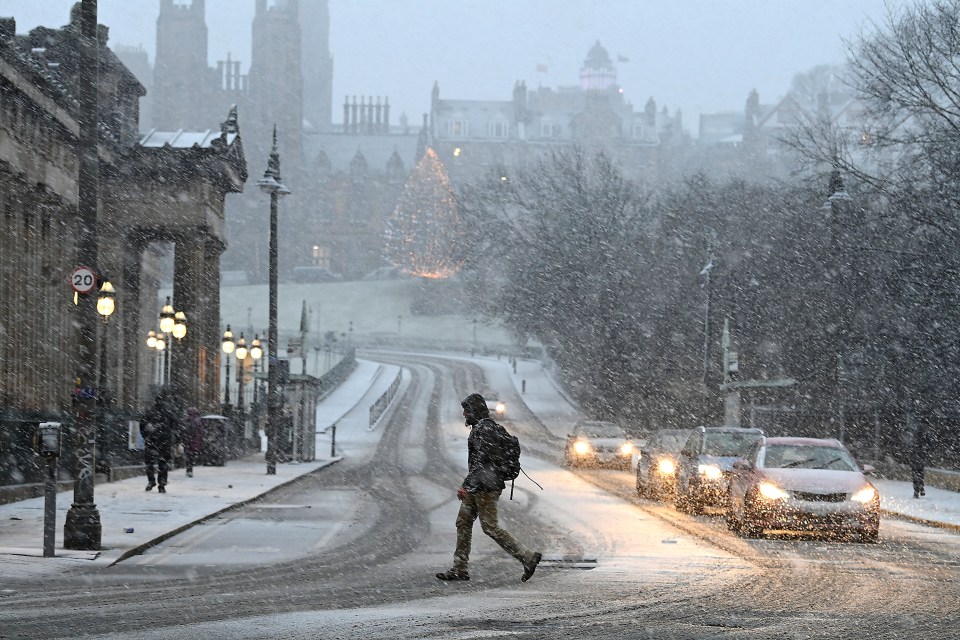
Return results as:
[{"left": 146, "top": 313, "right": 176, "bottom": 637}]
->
[{"left": 452, "top": 490, "right": 534, "bottom": 573}]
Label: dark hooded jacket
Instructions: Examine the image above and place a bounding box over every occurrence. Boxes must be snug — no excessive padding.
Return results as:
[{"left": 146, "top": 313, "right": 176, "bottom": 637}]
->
[
  {"left": 461, "top": 393, "right": 506, "bottom": 493},
  {"left": 141, "top": 396, "right": 176, "bottom": 453}
]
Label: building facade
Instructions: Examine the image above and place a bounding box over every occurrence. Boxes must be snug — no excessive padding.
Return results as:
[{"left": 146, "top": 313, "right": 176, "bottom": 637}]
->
[{"left": 0, "top": 8, "right": 245, "bottom": 429}]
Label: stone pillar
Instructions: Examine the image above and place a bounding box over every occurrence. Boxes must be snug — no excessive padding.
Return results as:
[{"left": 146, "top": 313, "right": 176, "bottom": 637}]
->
[
  {"left": 172, "top": 232, "right": 206, "bottom": 413},
  {"left": 201, "top": 238, "right": 226, "bottom": 411},
  {"left": 170, "top": 232, "right": 225, "bottom": 413},
  {"left": 120, "top": 237, "right": 145, "bottom": 410}
]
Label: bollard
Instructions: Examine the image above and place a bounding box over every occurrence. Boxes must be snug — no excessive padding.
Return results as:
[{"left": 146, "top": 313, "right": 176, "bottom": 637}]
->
[
  {"left": 522, "top": 379, "right": 526, "bottom": 394},
  {"left": 36, "top": 422, "right": 62, "bottom": 558},
  {"left": 331, "top": 423, "right": 337, "bottom": 457},
  {"left": 43, "top": 457, "right": 58, "bottom": 557}
]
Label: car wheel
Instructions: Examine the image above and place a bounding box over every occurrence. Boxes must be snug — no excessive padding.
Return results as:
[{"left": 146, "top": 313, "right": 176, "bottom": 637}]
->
[
  {"left": 675, "top": 482, "right": 694, "bottom": 513},
  {"left": 858, "top": 527, "right": 879, "bottom": 544},
  {"left": 740, "top": 501, "right": 763, "bottom": 538},
  {"left": 725, "top": 494, "right": 742, "bottom": 533},
  {"left": 686, "top": 485, "right": 704, "bottom": 515}
]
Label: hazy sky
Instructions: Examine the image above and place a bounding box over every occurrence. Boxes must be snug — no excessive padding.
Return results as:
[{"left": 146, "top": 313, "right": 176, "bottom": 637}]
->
[{"left": 3, "top": 0, "right": 899, "bottom": 135}]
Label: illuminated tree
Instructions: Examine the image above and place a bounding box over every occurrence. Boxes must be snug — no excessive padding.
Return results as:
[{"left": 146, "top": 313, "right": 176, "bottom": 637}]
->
[{"left": 385, "top": 148, "right": 462, "bottom": 278}]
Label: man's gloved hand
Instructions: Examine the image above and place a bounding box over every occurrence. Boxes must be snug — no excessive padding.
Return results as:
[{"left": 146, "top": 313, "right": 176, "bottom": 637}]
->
[{"left": 457, "top": 487, "right": 468, "bottom": 501}]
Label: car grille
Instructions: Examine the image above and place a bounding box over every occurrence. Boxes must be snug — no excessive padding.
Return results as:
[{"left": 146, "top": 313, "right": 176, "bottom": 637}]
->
[{"left": 790, "top": 490, "right": 848, "bottom": 503}]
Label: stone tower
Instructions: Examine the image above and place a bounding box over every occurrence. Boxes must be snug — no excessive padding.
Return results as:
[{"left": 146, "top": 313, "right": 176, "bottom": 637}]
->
[
  {"left": 152, "top": 0, "right": 210, "bottom": 129},
  {"left": 248, "top": 0, "right": 303, "bottom": 165},
  {"left": 300, "top": 0, "right": 333, "bottom": 133}
]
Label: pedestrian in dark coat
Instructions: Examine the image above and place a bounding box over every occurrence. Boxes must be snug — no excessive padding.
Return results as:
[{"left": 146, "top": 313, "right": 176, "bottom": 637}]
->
[
  {"left": 141, "top": 394, "right": 177, "bottom": 493},
  {"left": 435, "top": 393, "right": 542, "bottom": 582},
  {"left": 911, "top": 420, "right": 929, "bottom": 499},
  {"left": 181, "top": 407, "right": 204, "bottom": 478}
]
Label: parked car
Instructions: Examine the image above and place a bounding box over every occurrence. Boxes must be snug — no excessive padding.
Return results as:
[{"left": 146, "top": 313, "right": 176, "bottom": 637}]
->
[
  {"left": 726, "top": 436, "right": 880, "bottom": 542},
  {"left": 636, "top": 428, "right": 693, "bottom": 500},
  {"left": 565, "top": 420, "right": 634, "bottom": 469},
  {"left": 674, "top": 426, "right": 764, "bottom": 514}
]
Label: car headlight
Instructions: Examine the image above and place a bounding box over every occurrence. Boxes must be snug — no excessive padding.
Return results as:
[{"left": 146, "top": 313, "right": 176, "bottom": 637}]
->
[
  {"left": 620, "top": 442, "right": 634, "bottom": 455},
  {"left": 698, "top": 464, "right": 722, "bottom": 480},
  {"left": 757, "top": 482, "right": 789, "bottom": 501},
  {"left": 495, "top": 402, "right": 506, "bottom": 414},
  {"left": 573, "top": 440, "right": 591, "bottom": 455},
  {"left": 851, "top": 486, "right": 878, "bottom": 503},
  {"left": 656, "top": 458, "right": 676, "bottom": 475}
]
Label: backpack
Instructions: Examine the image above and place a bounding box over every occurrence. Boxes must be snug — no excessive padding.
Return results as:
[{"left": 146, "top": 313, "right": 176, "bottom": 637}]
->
[
  {"left": 480, "top": 418, "right": 537, "bottom": 499},
  {"left": 485, "top": 419, "right": 522, "bottom": 482}
]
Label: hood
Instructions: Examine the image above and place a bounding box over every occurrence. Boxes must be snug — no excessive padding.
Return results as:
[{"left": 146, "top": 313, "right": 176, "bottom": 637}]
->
[
  {"left": 584, "top": 436, "right": 628, "bottom": 449},
  {"left": 698, "top": 454, "right": 741, "bottom": 471},
  {"left": 759, "top": 468, "right": 870, "bottom": 494},
  {"left": 461, "top": 393, "right": 490, "bottom": 420}
]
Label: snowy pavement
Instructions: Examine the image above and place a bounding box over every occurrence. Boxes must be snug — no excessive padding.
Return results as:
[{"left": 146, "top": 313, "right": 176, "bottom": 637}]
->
[{"left": 0, "top": 354, "right": 958, "bottom": 584}]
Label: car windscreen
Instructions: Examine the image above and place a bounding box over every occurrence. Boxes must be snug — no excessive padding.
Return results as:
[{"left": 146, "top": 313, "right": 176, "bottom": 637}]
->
[
  {"left": 652, "top": 432, "right": 689, "bottom": 452},
  {"left": 578, "top": 423, "right": 624, "bottom": 438},
  {"left": 762, "top": 445, "right": 858, "bottom": 471},
  {"left": 702, "top": 432, "right": 762, "bottom": 457}
]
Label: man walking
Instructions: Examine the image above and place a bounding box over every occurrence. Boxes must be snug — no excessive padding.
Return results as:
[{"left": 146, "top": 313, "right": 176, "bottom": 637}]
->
[
  {"left": 141, "top": 393, "right": 176, "bottom": 493},
  {"left": 436, "top": 393, "right": 542, "bottom": 582}
]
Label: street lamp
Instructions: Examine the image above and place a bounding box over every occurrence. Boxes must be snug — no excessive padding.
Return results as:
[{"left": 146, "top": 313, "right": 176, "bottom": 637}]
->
[
  {"left": 95, "top": 278, "right": 115, "bottom": 480},
  {"left": 154, "top": 333, "right": 166, "bottom": 385},
  {"left": 96, "top": 279, "right": 115, "bottom": 408},
  {"left": 235, "top": 333, "right": 248, "bottom": 419},
  {"left": 257, "top": 126, "right": 290, "bottom": 475},
  {"left": 250, "top": 335, "right": 263, "bottom": 410},
  {"left": 159, "top": 297, "right": 175, "bottom": 333},
  {"left": 172, "top": 310, "right": 187, "bottom": 341},
  {"left": 158, "top": 297, "right": 175, "bottom": 387},
  {"left": 222, "top": 325, "right": 235, "bottom": 411}
]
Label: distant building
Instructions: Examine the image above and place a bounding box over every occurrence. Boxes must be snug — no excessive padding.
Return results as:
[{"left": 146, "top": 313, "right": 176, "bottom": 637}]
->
[{"left": 426, "top": 41, "right": 688, "bottom": 186}]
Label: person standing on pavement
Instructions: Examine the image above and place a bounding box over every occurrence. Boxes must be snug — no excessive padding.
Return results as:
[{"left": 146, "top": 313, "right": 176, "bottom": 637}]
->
[
  {"left": 141, "top": 393, "right": 177, "bottom": 493},
  {"left": 436, "top": 393, "right": 542, "bottom": 582},
  {"left": 180, "top": 407, "right": 204, "bottom": 478},
  {"left": 911, "top": 419, "right": 930, "bottom": 499}
]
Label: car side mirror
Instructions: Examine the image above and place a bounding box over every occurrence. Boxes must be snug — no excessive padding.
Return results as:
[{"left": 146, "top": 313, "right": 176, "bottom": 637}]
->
[
  {"left": 732, "top": 459, "right": 752, "bottom": 471},
  {"left": 862, "top": 464, "right": 876, "bottom": 475}
]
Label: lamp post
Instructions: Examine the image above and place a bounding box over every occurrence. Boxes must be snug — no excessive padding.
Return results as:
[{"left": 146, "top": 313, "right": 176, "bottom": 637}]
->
[
  {"left": 159, "top": 297, "right": 175, "bottom": 388},
  {"left": 96, "top": 279, "right": 115, "bottom": 476},
  {"left": 154, "top": 333, "right": 166, "bottom": 385},
  {"left": 96, "top": 279, "right": 115, "bottom": 401},
  {"left": 257, "top": 126, "right": 290, "bottom": 475},
  {"left": 222, "top": 325, "right": 235, "bottom": 412},
  {"left": 250, "top": 335, "right": 263, "bottom": 408},
  {"left": 64, "top": 0, "right": 102, "bottom": 552},
  {"left": 235, "top": 334, "right": 248, "bottom": 419}
]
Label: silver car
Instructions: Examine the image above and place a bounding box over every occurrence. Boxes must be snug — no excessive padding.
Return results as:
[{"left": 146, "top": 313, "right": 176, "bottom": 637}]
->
[{"left": 726, "top": 436, "right": 880, "bottom": 542}]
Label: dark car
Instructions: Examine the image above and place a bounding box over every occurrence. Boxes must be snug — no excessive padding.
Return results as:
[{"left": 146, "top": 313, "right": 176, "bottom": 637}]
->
[
  {"left": 636, "top": 428, "right": 692, "bottom": 500},
  {"left": 565, "top": 420, "right": 635, "bottom": 469},
  {"left": 674, "top": 426, "right": 764, "bottom": 514},
  {"left": 726, "top": 436, "right": 880, "bottom": 542}
]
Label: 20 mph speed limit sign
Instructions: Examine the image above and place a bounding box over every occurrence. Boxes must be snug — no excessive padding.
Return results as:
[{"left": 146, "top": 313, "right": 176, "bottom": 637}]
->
[{"left": 70, "top": 266, "right": 97, "bottom": 294}]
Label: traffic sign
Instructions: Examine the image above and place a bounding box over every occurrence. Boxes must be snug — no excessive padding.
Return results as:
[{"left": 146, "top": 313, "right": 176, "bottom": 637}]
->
[{"left": 70, "top": 266, "right": 97, "bottom": 294}]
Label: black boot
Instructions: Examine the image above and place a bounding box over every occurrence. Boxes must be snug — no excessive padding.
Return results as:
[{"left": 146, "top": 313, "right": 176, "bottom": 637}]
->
[
  {"left": 521, "top": 552, "right": 542, "bottom": 582},
  {"left": 435, "top": 569, "right": 469, "bottom": 581}
]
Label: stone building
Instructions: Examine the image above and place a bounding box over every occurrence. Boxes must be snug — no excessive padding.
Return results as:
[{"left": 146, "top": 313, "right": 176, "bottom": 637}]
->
[
  {"left": 426, "top": 41, "right": 688, "bottom": 187},
  {"left": 0, "top": 7, "right": 245, "bottom": 426},
  {"left": 141, "top": 0, "right": 420, "bottom": 283}
]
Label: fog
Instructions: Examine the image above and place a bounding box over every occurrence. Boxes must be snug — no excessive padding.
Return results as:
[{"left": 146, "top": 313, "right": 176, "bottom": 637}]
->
[{"left": 6, "top": 0, "right": 895, "bottom": 127}]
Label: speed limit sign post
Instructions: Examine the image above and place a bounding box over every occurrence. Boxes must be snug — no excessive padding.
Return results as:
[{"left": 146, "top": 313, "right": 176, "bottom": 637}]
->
[{"left": 70, "top": 266, "right": 97, "bottom": 295}]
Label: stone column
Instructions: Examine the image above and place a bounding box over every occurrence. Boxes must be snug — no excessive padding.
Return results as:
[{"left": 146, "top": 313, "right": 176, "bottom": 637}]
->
[
  {"left": 172, "top": 232, "right": 206, "bottom": 413},
  {"left": 120, "top": 236, "right": 145, "bottom": 410},
  {"left": 201, "top": 238, "right": 226, "bottom": 411}
]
